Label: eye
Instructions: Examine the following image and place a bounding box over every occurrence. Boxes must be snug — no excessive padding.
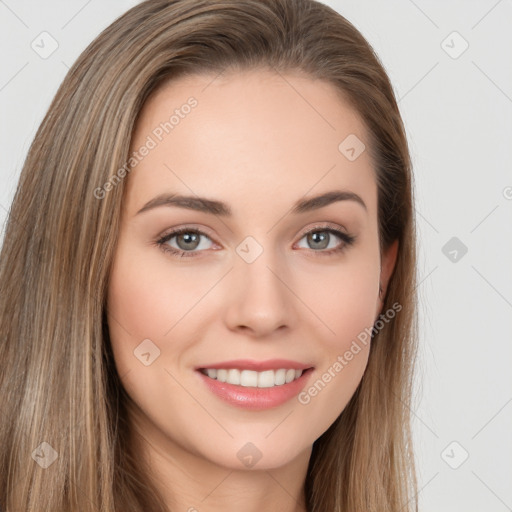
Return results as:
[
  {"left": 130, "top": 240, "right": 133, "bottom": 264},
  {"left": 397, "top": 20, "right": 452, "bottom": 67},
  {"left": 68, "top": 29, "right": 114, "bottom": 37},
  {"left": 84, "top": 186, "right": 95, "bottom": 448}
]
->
[
  {"left": 155, "top": 224, "right": 356, "bottom": 259},
  {"left": 295, "top": 226, "right": 355, "bottom": 256},
  {"left": 156, "top": 228, "right": 215, "bottom": 258}
]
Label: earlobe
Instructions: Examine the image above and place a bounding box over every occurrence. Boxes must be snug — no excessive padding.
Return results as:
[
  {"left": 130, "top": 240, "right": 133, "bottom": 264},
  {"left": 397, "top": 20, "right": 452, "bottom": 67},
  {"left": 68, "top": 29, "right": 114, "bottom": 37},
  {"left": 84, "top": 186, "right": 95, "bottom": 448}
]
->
[{"left": 379, "top": 239, "right": 399, "bottom": 302}]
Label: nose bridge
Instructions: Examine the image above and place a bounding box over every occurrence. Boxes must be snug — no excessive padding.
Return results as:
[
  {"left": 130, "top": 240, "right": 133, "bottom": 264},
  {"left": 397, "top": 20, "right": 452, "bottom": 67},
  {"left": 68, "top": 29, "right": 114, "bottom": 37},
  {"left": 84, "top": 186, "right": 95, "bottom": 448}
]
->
[{"left": 224, "top": 235, "right": 296, "bottom": 334}]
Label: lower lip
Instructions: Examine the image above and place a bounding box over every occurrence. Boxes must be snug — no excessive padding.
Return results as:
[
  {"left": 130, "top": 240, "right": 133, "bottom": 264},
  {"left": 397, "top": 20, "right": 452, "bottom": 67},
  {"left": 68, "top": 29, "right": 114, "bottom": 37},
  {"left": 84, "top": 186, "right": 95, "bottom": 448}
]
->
[{"left": 196, "top": 368, "right": 315, "bottom": 410}]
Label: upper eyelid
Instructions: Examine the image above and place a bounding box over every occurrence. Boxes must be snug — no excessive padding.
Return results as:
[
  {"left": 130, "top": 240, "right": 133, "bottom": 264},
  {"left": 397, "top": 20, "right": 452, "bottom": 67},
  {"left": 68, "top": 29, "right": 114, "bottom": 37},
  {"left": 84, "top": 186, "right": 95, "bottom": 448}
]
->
[
  {"left": 159, "top": 224, "right": 217, "bottom": 242},
  {"left": 296, "top": 222, "right": 350, "bottom": 237}
]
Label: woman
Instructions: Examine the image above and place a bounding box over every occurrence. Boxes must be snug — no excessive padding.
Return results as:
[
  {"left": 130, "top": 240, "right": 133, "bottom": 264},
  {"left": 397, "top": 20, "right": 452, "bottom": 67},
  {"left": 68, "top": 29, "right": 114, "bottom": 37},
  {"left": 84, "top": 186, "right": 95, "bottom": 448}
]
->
[{"left": 0, "top": 0, "right": 418, "bottom": 510}]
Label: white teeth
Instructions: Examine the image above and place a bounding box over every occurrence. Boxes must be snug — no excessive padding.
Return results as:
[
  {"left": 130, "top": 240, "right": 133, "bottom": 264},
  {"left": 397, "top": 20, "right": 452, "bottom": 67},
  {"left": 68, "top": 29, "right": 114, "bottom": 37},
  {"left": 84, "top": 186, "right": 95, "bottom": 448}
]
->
[
  {"left": 216, "top": 369, "right": 228, "bottom": 382},
  {"left": 201, "top": 368, "right": 305, "bottom": 387},
  {"left": 241, "top": 369, "right": 258, "bottom": 387},
  {"left": 227, "top": 369, "right": 240, "bottom": 385}
]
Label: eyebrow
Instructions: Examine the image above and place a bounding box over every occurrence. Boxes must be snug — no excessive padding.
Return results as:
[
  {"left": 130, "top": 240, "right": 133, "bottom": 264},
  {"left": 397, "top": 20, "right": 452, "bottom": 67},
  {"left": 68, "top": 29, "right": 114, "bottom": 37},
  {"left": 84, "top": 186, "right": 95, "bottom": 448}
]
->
[{"left": 136, "top": 189, "right": 367, "bottom": 216}]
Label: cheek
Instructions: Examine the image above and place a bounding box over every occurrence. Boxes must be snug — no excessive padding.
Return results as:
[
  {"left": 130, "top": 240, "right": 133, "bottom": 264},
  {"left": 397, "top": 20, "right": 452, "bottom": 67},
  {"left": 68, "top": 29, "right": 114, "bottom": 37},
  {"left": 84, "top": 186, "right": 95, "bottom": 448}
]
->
[
  {"left": 303, "top": 252, "right": 380, "bottom": 349},
  {"left": 294, "top": 251, "right": 379, "bottom": 416},
  {"left": 107, "top": 240, "right": 205, "bottom": 344},
  {"left": 106, "top": 240, "right": 183, "bottom": 377},
  {"left": 322, "top": 273, "right": 379, "bottom": 344},
  {"left": 105, "top": 244, "right": 200, "bottom": 417}
]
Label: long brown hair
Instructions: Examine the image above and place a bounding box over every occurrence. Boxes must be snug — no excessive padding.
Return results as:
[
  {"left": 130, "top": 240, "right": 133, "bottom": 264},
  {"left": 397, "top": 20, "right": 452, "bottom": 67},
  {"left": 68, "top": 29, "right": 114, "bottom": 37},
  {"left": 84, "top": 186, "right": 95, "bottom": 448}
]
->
[{"left": 0, "top": 1, "right": 418, "bottom": 510}]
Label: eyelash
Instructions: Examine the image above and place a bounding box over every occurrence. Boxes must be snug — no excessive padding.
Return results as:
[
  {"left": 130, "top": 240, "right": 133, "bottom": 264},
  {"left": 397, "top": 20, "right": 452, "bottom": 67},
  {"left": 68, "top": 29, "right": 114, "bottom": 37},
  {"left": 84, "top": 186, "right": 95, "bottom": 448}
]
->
[{"left": 155, "top": 225, "right": 356, "bottom": 259}]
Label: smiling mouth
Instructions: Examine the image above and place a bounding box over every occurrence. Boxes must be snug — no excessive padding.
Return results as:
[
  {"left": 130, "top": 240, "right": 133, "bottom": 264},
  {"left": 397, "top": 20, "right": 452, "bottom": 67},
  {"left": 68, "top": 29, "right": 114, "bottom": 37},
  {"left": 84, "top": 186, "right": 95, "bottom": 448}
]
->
[{"left": 198, "top": 367, "right": 314, "bottom": 388}]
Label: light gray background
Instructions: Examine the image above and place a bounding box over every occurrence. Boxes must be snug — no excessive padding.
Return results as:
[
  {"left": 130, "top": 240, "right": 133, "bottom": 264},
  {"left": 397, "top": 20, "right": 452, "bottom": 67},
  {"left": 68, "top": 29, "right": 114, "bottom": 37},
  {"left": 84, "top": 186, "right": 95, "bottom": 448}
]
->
[{"left": 1, "top": 1, "right": 511, "bottom": 511}]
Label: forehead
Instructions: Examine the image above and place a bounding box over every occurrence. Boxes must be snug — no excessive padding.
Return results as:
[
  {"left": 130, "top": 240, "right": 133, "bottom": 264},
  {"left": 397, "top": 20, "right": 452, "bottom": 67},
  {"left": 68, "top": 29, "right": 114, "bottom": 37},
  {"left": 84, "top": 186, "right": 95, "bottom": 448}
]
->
[{"left": 125, "top": 68, "right": 376, "bottom": 217}]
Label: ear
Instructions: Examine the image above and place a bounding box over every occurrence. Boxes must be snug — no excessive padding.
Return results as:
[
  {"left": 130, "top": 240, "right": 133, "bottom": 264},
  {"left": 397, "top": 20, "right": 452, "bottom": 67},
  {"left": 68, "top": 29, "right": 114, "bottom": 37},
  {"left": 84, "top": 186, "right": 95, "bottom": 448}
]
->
[{"left": 378, "top": 239, "right": 398, "bottom": 308}]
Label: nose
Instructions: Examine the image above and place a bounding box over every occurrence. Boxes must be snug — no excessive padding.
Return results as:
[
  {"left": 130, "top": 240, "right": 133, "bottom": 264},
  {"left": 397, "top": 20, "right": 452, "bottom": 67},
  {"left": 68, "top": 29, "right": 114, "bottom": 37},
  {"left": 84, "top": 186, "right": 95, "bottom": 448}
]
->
[{"left": 223, "top": 250, "right": 298, "bottom": 337}]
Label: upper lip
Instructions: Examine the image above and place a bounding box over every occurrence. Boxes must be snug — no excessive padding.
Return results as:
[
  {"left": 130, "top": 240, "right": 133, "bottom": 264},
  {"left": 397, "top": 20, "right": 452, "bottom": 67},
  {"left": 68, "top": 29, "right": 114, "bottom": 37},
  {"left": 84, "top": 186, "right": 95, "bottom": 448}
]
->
[{"left": 195, "top": 359, "right": 314, "bottom": 372}]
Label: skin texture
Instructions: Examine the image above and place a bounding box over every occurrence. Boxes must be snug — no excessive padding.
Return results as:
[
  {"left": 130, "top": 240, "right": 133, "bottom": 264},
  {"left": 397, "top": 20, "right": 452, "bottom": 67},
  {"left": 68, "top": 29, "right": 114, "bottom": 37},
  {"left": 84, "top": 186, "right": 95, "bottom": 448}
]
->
[{"left": 107, "top": 68, "right": 398, "bottom": 512}]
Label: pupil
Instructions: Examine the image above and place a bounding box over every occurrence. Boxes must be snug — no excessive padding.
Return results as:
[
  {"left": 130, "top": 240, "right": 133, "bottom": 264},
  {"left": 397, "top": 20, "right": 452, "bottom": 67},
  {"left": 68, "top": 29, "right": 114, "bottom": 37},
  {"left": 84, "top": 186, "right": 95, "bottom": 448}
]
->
[
  {"left": 177, "top": 232, "right": 199, "bottom": 250},
  {"left": 309, "top": 232, "right": 328, "bottom": 250}
]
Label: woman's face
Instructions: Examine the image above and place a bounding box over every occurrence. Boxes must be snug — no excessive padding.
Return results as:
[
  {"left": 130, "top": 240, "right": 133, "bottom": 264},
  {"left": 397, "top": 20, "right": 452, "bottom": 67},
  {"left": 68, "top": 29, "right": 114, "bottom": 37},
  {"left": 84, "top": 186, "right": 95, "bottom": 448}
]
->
[{"left": 107, "top": 69, "right": 397, "bottom": 470}]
